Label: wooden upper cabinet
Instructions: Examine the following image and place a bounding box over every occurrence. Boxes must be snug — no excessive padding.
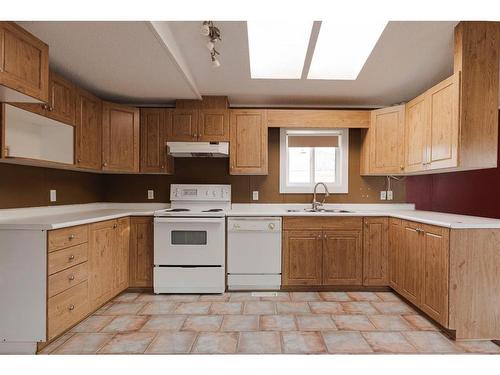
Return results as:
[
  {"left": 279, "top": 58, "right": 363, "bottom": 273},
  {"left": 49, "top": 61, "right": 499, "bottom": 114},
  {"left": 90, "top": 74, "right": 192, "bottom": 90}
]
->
[
  {"left": 427, "top": 73, "right": 460, "bottom": 170},
  {"left": 0, "top": 22, "right": 49, "bottom": 103},
  {"left": 129, "top": 217, "right": 154, "bottom": 288},
  {"left": 362, "top": 217, "right": 389, "bottom": 286},
  {"left": 420, "top": 224, "right": 449, "bottom": 326},
  {"left": 102, "top": 102, "right": 140, "bottom": 172},
  {"left": 140, "top": 108, "right": 174, "bottom": 174},
  {"left": 229, "top": 109, "right": 268, "bottom": 175},
  {"left": 75, "top": 89, "right": 102, "bottom": 170},
  {"left": 198, "top": 109, "right": 229, "bottom": 141},
  {"left": 323, "top": 230, "right": 363, "bottom": 285},
  {"left": 46, "top": 72, "right": 76, "bottom": 126},
  {"left": 282, "top": 230, "right": 323, "bottom": 286},
  {"left": 169, "top": 109, "right": 198, "bottom": 141},
  {"left": 405, "top": 93, "right": 428, "bottom": 173},
  {"left": 362, "top": 105, "right": 405, "bottom": 175}
]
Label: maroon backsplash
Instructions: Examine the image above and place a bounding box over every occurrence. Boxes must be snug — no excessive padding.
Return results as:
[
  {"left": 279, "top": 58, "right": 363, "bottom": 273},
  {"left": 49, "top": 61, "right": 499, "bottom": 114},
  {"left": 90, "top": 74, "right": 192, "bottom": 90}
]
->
[{"left": 406, "top": 110, "right": 500, "bottom": 218}]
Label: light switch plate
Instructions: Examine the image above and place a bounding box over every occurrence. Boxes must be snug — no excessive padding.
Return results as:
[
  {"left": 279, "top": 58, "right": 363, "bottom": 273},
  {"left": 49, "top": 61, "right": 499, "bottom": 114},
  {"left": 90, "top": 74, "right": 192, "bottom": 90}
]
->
[
  {"left": 147, "top": 190, "right": 154, "bottom": 200},
  {"left": 252, "top": 191, "right": 259, "bottom": 201},
  {"left": 50, "top": 190, "right": 57, "bottom": 202},
  {"left": 387, "top": 190, "right": 393, "bottom": 200},
  {"left": 380, "top": 191, "right": 387, "bottom": 200}
]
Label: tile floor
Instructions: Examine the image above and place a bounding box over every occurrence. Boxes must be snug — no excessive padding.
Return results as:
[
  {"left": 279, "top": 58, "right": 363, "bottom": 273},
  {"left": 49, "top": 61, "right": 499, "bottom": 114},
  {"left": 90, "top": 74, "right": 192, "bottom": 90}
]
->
[{"left": 39, "top": 291, "right": 500, "bottom": 355}]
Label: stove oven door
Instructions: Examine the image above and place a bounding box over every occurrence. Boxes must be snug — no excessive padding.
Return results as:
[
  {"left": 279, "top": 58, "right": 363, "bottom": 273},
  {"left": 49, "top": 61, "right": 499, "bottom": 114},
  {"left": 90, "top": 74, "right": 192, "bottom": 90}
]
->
[{"left": 154, "top": 217, "right": 225, "bottom": 266}]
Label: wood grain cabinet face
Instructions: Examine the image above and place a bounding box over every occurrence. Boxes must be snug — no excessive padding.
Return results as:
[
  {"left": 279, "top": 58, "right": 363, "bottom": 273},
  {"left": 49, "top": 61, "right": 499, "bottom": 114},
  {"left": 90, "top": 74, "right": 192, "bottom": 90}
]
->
[
  {"left": 46, "top": 72, "right": 76, "bottom": 126},
  {"left": 88, "top": 220, "right": 116, "bottom": 310},
  {"left": 401, "top": 222, "right": 422, "bottom": 305},
  {"left": 420, "top": 225, "right": 449, "bottom": 326},
  {"left": 114, "top": 217, "right": 130, "bottom": 294},
  {"left": 140, "top": 108, "right": 174, "bottom": 174},
  {"left": 405, "top": 94, "right": 428, "bottom": 173},
  {"left": 363, "top": 217, "right": 388, "bottom": 286},
  {"left": 367, "top": 105, "right": 405, "bottom": 174},
  {"left": 388, "top": 218, "right": 404, "bottom": 291},
  {"left": 129, "top": 217, "right": 154, "bottom": 288},
  {"left": 169, "top": 109, "right": 198, "bottom": 141},
  {"left": 198, "top": 109, "right": 229, "bottom": 141},
  {"left": 102, "top": 102, "right": 140, "bottom": 172},
  {"left": 282, "top": 230, "right": 322, "bottom": 286},
  {"left": 322, "top": 230, "right": 363, "bottom": 285},
  {"left": 229, "top": 109, "right": 268, "bottom": 175},
  {"left": 0, "top": 22, "right": 49, "bottom": 102},
  {"left": 75, "top": 89, "right": 102, "bottom": 170}
]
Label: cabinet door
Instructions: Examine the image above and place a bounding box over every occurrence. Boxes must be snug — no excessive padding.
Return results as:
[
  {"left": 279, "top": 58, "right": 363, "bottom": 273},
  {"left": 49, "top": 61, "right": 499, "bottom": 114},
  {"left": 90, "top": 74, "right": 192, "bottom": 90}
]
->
[
  {"left": 427, "top": 73, "right": 460, "bottom": 170},
  {"left": 169, "top": 109, "right": 198, "bottom": 141},
  {"left": 75, "top": 89, "right": 102, "bottom": 170},
  {"left": 46, "top": 72, "right": 76, "bottom": 126},
  {"left": 401, "top": 221, "right": 423, "bottom": 305},
  {"left": 369, "top": 105, "right": 405, "bottom": 174},
  {"left": 323, "top": 230, "right": 363, "bottom": 285},
  {"left": 88, "top": 220, "right": 116, "bottom": 310},
  {"left": 282, "top": 230, "right": 322, "bottom": 286},
  {"left": 363, "top": 217, "right": 389, "bottom": 286},
  {"left": 129, "top": 217, "right": 154, "bottom": 288},
  {"left": 140, "top": 108, "right": 174, "bottom": 174},
  {"left": 388, "top": 218, "right": 404, "bottom": 292},
  {"left": 198, "top": 109, "right": 229, "bottom": 141},
  {"left": 405, "top": 93, "right": 428, "bottom": 173},
  {"left": 0, "top": 22, "right": 49, "bottom": 102},
  {"left": 102, "top": 102, "right": 140, "bottom": 172},
  {"left": 420, "top": 224, "right": 449, "bottom": 326},
  {"left": 114, "top": 217, "right": 130, "bottom": 294},
  {"left": 229, "top": 109, "right": 268, "bottom": 175}
]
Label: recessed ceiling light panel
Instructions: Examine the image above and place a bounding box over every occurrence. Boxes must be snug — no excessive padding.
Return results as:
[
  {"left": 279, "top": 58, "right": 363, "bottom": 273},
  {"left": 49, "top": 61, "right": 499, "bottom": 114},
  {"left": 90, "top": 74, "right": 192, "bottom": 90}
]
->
[
  {"left": 307, "top": 20, "right": 387, "bottom": 80},
  {"left": 247, "top": 20, "right": 313, "bottom": 79}
]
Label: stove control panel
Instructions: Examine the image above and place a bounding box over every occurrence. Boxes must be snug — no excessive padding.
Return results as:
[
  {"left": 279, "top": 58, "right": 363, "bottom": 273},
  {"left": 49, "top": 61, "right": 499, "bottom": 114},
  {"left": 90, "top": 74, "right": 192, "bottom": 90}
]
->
[{"left": 170, "top": 184, "right": 231, "bottom": 201}]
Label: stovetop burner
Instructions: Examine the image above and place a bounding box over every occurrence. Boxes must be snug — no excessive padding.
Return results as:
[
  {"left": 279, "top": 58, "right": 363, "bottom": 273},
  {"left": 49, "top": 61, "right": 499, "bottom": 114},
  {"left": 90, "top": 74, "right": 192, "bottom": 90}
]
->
[
  {"left": 166, "top": 208, "right": 190, "bottom": 212},
  {"left": 203, "top": 209, "right": 223, "bottom": 212}
]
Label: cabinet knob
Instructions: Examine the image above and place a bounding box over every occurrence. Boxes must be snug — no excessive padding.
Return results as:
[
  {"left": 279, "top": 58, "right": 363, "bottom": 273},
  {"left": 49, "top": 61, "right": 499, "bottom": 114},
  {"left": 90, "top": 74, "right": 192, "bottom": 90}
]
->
[
  {"left": 68, "top": 255, "right": 75, "bottom": 261},
  {"left": 400, "top": 165, "right": 404, "bottom": 170},
  {"left": 103, "top": 162, "right": 108, "bottom": 167},
  {"left": 68, "top": 275, "right": 75, "bottom": 281},
  {"left": 318, "top": 234, "right": 321, "bottom": 239},
  {"left": 113, "top": 223, "right": 118, "bottom": 229},
  {"left": 68, "top": 304, "right": 75, "bottom": 311},
  {"left": 69, "top": 234, "right": 75, "bottom": 240},
  {"left": 77, "top": 159, "right": 82, "bottom": 163}
]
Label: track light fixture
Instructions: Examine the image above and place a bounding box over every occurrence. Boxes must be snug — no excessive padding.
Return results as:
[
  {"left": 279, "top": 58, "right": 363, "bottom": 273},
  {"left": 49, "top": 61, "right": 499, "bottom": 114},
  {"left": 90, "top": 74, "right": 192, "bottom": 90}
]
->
[{"left": 200, "top": 21, "right": 222, "bottom": 68}]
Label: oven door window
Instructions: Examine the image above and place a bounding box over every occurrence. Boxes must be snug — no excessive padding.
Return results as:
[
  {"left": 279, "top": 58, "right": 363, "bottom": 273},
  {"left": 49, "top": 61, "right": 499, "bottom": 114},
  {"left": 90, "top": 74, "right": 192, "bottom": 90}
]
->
[{"left": 171, "top": 230, "right": 207, "bottom": 245}]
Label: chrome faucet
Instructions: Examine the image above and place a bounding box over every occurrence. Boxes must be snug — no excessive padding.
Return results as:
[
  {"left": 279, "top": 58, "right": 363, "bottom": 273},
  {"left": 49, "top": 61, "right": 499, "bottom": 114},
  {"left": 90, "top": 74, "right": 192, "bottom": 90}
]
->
[{"left": 312, "top": 182, "right": 330, "bottom": 211}]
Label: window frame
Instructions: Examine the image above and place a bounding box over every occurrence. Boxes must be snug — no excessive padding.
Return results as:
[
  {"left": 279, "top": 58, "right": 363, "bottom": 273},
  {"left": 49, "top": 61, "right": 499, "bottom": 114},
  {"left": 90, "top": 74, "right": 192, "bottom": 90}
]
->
[{"left": 279, "top": 128, "right": 349, "bottom": 194}]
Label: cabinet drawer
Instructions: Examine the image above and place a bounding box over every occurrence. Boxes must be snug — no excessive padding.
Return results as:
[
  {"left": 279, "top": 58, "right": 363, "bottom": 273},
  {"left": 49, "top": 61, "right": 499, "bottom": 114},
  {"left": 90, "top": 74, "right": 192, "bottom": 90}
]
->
[
  {"left": 48, "top": 225, "right": 88, "bottom": 252},
  {"left": 48, "top": 262, "right": 88, "bottom": 298},
  {"left": 48, "top": 243, "right": 88, "bottom": 275},
  {"left": 283, "top": 216, "right": 363, "bottom": 230},
  {"left": 47, "top": 280, "right": 89, "bottom": 340}
]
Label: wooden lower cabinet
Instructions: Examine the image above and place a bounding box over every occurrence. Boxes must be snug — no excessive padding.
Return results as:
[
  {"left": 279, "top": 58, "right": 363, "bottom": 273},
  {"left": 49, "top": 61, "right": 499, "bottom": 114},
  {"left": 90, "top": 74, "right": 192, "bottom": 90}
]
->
[
  {"left": 129, "top": 217, "right": 154, "bottom": 288},
  {"left": 362, "top": 217, "right": 388, "bottom": 286},
  {"left": 323, "top": 230, "right": 363, "bottom": 285},
  {"left": 389, "top": 220, "right": 449, "bottom": 326},
  {"left": 114, "top": 217, "right": 130, "bottom": 293},
  {"left": 282, "top": 230, "right": 322, "bottom": 286}
]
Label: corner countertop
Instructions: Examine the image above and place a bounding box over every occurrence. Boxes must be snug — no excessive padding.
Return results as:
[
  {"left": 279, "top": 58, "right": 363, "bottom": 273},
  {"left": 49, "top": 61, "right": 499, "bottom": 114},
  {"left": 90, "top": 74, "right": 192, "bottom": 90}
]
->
[
  {"left": 0, "top": 203, "right": 169, "bottom": 230},
  {"left": 1, "top": 202, "right": 500, "bottom": 230}
]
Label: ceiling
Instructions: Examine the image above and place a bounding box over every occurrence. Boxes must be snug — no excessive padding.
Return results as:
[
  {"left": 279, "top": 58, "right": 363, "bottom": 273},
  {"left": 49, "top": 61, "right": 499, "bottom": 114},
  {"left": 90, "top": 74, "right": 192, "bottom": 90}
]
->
[{"left": 18, "top": 21, "right": 459, "bottom": 107}]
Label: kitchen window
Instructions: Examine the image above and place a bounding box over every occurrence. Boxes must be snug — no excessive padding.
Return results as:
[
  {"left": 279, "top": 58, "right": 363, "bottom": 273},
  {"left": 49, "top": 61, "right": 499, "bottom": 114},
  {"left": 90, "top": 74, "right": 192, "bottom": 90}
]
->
[{"left": 279, "top": 128, "right": 348, "bottom": 193}]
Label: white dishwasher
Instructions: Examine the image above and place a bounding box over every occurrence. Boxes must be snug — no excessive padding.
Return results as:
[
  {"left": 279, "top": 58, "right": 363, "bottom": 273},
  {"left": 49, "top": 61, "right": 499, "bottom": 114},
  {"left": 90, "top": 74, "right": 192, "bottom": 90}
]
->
[{"left": 227, "top": 217, "right": 282, "bottom": 290}]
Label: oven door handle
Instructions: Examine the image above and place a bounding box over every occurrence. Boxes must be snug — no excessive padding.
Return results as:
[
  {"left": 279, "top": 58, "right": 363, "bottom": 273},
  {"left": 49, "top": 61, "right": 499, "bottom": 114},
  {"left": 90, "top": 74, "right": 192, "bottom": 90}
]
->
[{"left": 154, "top": 217, "right": 225, "bottom": 224}]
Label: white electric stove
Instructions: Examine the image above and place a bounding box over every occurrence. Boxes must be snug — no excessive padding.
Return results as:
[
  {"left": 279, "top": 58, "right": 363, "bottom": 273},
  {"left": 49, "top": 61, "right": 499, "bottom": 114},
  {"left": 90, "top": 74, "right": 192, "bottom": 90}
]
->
[{"left": 153, "top": 184, "right": 231, "bottom": 294}]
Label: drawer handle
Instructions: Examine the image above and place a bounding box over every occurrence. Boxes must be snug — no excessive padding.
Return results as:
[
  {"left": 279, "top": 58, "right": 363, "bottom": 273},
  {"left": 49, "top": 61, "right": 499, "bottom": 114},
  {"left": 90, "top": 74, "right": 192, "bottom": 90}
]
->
[
  {"left": 69, "top": 234, "right": 75, "bottom": 240},
  {"left": 68, "top": 275, "right": 75, "bottom": 281},
  {"left": 68, "top": 255, "right": 75, "bottom": 261},
  {"left": 68, "top": 304, "right": 75, "bottom": 311}
]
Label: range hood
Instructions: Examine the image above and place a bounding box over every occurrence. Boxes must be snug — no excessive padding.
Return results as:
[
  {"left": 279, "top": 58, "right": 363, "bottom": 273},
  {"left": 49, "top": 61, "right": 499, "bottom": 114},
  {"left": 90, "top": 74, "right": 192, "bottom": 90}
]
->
[{"left": 166, "top": 142, "right": 229, "bottom": 158}]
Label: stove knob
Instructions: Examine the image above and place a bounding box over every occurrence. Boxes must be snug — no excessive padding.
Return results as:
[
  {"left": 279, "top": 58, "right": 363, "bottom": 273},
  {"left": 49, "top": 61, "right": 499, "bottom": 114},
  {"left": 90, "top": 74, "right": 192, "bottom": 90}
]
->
[{"left": 268, "top": 223, "right": 275, "bottom": 230}]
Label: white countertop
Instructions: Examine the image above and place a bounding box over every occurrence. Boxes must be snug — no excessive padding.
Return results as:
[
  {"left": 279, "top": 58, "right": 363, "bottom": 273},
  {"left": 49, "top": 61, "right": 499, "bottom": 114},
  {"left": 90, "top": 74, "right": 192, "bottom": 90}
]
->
[{"left": 1, "top": 202, "right": 500, "bottom": 230}]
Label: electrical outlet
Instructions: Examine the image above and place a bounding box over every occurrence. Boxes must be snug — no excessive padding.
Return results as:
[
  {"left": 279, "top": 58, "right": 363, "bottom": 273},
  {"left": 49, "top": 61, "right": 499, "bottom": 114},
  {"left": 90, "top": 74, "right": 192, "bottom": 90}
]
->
[
  {"left": 380, "top": 190, "right": 387, "bottom": 200},
  {"left": 252, "top": 191, "right": 259, "bottom": 201},
  {"left": 387, "top": 190, "right": 393, "bottom": 200},
  {"left": 147, "top": 190, "right": 154, "bottom": 200},
  {"left": 50, "top": 189, "right": 57, "bottom": 202}
]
